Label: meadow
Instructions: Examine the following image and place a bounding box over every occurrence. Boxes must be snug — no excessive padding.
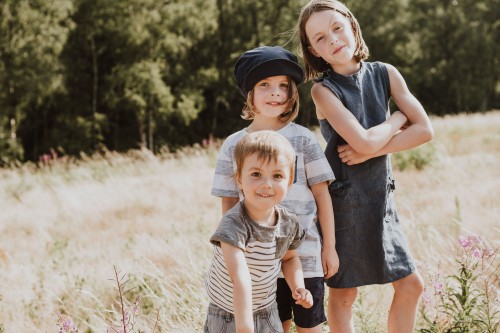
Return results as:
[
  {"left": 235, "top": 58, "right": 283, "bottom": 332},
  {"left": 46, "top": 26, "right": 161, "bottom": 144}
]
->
[{"left": 0, "top": 111, "right": 498, "bottom": 332}]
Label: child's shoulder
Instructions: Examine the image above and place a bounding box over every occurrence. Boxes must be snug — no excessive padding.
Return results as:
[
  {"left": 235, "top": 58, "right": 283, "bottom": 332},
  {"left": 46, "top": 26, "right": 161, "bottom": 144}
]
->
[
  {"left": 275, "top": 205, "right": 299, "bottom": 224},
  {"left": 282, "top": 122, "right": 315, "bottom": 137},
  {"left": 219, "top": 128, "right": 248, "bottom": 151},
  {"left": 219, "top": 203, "right": 248, "bottom": 229},
  {"left": 275, "top": 205, "right": 302, "bottom": 235},
  {"left": 363, "top": 61, "right": 391, "bottom": 74}
]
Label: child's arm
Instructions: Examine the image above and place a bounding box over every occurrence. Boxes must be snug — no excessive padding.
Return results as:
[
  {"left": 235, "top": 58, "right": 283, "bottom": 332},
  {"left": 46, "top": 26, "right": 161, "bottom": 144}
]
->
[
  {"left": 221, "top": 242, "right": 254, "bottom": 333},
  {"left": 281, "top": 249, "right": 313, "bottom": 309},
  {"left": 222, "top": 197, "right": 239, "bottom": 215},
  {"left": 335, "top": 64, "right": 434, "bottom": 165},
  {"left": 310, "top": 181, "right": 339, "bottom": 279},
  {"left": 383, "top": 64, "right": 434, "bottom": 150},
  {"left": 312, "top": 83, "right": 408, "bottom": 155}
]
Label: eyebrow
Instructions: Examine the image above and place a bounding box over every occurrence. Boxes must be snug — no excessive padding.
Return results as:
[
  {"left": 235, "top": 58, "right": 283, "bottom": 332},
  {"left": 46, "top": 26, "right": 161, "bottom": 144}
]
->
[{"left": 311, "top": 19, "right": 341, "bottom": 40}]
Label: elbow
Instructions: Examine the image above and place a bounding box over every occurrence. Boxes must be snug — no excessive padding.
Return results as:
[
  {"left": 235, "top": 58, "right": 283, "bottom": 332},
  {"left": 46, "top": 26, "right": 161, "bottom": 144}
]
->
[
  {"left": 421, "top": 123, "right": 434, "bottom": 143},
  {"left": 356, "top": 141, "right": 379, "bottom": 155}
]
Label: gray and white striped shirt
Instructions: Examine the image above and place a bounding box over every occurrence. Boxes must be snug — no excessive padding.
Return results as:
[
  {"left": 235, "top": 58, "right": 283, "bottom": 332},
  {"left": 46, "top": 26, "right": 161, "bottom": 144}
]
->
[
  {"left": 211, "top": 123, "right": 335, "bottom": 277},
  {"left": 205, "top": 202, "right": 304, "bottom": 313}
]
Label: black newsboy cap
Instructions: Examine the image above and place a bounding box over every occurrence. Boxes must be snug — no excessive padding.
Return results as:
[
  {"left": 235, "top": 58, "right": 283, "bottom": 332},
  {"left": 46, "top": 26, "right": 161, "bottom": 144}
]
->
[{"left": 233, "top": 46, "right": 304, "bottom": 97}]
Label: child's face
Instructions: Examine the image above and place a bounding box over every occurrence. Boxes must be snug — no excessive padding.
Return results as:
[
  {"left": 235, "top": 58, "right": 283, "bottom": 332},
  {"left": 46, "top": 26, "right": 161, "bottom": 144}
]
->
[
  {"left": 237, "top": 152, "right": 291, "bottom": 212},
  {"left": 305, "top": 9, "right": 357, "bottom": 70},
  {"left": 252, "top": 75, "right": 290, "bottom": 119}
]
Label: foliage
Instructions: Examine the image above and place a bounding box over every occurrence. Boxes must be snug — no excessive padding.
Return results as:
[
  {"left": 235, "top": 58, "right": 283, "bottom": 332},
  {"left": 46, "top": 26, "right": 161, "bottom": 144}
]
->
[
  {"left": 392, "top": 144, "right": 436, "bottom": 171},
  {"left": 418, "top": 235, "right": 499, "bottom": 333},
  {"left": 0, "top": 0, "right": 498, "bottom": 161}
]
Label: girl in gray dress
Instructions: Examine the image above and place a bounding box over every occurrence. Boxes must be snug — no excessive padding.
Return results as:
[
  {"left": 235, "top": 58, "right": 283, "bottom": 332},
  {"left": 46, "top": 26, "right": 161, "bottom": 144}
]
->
[{"left": 297, "top": 1, "right": 434, "bottom": 332}]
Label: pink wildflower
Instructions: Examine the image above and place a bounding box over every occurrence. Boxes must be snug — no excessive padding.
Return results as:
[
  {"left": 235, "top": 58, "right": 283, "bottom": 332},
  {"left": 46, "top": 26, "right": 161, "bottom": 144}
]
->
[
  {"left": 421, "top": 289, "right": 432, "bottom": 304},
  {"left": 433, "top": 281, "right": 444, "bottom": 295},
  {"left": 458, "top": 234, "right": 481, "bottom": 248},
  {"left": 483, "top": 248, "right": 495, "bottom": 258},
  {"left": 473, "top": 248, "right": 481, "bottom": 258}
]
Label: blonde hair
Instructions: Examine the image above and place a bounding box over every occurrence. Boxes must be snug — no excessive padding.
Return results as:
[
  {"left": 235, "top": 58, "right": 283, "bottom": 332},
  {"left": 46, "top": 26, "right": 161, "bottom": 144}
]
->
[
  {"left": 234, "top": 130, "right": 296, "bottom": 186},
  {"left": 241, "top": 76, "right": 300, "bottom": 124},
  {"left": 297, "top": 0, "right": 369, "bottom": 80}
]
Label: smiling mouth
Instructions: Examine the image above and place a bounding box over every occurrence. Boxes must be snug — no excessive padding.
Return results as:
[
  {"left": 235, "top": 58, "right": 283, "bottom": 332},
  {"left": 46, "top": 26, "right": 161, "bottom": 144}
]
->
[
  {"left": 257, "top": 193, "right": 272, "bottom": 197},
  {"left": 267, "top": 101, "right": 284, "bottom": 106},
  {"left": 333, "top": 46, "right": 344, "bottom": 54}
]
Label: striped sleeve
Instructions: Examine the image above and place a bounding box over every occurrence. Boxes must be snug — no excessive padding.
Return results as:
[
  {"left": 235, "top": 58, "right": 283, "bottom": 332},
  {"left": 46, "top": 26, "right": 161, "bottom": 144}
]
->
[
  {"left": 211, "top": 131, "right": 246, "bottom": 198},
  {"left": 303, "top": 130, "right": 335, "bottom": 186}
]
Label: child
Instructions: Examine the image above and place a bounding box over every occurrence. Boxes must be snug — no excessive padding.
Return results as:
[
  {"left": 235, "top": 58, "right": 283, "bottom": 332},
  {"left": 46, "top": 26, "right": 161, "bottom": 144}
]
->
[
  {"left": 297, "top": 1, "right": 434, "bottom": 332},
  {"left": 205, "top": 130, "right": 313, "bottom": 333},
  {"left": 211, "top": 46, "right": 339, "bottom": 332}
]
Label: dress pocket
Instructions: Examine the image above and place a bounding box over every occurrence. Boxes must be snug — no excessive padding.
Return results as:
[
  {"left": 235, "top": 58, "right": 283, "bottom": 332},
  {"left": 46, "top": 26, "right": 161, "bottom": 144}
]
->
[{"left": 329, "top": 179, "right": 359, "bottom": 231}]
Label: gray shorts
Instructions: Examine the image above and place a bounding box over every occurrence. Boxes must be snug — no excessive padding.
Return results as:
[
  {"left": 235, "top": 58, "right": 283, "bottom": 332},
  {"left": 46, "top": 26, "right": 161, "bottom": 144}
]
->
[{"left": 204, "top": 302, "right": 283, "bottom": 333}]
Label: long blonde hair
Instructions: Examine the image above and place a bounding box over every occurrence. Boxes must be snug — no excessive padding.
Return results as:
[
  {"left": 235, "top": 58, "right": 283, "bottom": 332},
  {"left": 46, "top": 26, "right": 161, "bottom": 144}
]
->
[{"left": 298, "top": 0, "right": 369, "bottom": 80}]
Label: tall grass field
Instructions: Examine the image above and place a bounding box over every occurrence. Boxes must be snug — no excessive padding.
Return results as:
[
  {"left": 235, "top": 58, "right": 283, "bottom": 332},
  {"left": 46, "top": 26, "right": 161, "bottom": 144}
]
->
[{"left": 0, "top": 112, "right": 498, "bottom": 332}]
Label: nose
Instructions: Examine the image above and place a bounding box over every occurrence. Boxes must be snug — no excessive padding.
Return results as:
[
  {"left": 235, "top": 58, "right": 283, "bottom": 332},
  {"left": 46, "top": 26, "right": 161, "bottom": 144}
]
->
[
  {"left": 328, "top": 32, "right": 338, "bottom": 45},
  {"left": 261, "top": 176, "right": 273, "bottom": 188},
  {"left": 270, "top": 86, "right": 281, "bottom": 96}
]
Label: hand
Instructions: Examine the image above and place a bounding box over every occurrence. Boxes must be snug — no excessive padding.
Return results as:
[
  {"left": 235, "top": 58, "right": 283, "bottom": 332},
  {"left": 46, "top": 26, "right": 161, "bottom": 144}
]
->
[
  {"left": 293, "top": 288, "right": 313, "bottom": 309},
  {"left": 338, "top": 144, "right": 371, "bottom": 165},
  {"left": 321, "top": 246, "right": 340, "bottom": 279}
]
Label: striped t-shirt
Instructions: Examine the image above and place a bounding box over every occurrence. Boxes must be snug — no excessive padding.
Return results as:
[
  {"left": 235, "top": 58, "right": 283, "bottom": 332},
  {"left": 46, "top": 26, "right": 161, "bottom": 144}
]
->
[
  {"left": 211, "top": 122, "right": 335, "bottom": 277},
  {"left": 205, "top": 202, "right": 304, "bottom": 313}
]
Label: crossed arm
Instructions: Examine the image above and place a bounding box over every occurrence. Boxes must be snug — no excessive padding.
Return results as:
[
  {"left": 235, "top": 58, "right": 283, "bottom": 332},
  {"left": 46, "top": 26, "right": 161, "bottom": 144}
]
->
[{"left": 312, "top": 64, "right": 433, "bottom": 164}]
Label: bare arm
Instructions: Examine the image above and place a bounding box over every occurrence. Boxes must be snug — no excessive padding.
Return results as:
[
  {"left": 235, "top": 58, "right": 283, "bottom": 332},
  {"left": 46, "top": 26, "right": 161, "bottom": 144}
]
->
[
  {"left": 310, "top": 181, "right": 339, "bottom": 278},
  {"left": 312, "top": 83, "right": 407, "bottom": 155},
  {"left": 281, "top": 249, "right": 313, "bottom": 308},
  {"left": 221, "top": 197, "right": 239, "bottom": 215},
  {"left": 337, "top": 64, "right": 434, "bottom": 165},
  {"left": 221, "top": 242, "right": 254, "bottom": 333}
]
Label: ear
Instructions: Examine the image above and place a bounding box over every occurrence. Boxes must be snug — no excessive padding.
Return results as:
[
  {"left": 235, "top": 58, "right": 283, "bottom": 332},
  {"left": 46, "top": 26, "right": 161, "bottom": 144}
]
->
[
  {"left": 308, "top": 45, "right": 320, "bottom": 58},
  {"left": 236, "top": 174, "right": 243, "bottom": 189}
]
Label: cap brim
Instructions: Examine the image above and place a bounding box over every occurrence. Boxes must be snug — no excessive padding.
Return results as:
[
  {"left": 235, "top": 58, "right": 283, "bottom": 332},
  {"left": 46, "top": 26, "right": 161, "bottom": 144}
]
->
[{"left": 243, "top": 59, "right": 304, "bottom": 96}]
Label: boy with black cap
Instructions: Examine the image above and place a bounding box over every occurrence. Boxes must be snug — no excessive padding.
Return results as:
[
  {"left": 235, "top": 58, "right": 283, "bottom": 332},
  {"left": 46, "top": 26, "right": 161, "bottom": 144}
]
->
[{"left": 210, "top": 46, "right": 339, "bottom": 332}]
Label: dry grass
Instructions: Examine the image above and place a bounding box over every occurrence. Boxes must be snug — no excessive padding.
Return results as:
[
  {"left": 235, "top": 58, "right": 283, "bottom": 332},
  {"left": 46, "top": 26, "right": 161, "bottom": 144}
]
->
[{"left": 0, "top": 111, "right": 498, "bottom": 332}]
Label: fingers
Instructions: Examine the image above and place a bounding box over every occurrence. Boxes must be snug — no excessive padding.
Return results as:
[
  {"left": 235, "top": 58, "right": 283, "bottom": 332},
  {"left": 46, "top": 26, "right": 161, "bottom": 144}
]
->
[
  {"left": 323, "top": 260, "right": 334, "bottom": 279},
  {"left": 324, "top": 263, "right": 339, "bottom": 279},
  {"left": 337, "top": 144, "right": 347, "bottom": 153},
  {"left": 294, "top": 288, "right": 313, "bottom": 308}
]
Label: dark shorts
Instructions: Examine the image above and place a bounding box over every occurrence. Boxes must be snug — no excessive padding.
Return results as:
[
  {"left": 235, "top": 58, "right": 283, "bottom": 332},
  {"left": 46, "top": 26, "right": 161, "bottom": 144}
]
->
[{"left": 276, "top": 277, "right": 326, "bottom": 329}]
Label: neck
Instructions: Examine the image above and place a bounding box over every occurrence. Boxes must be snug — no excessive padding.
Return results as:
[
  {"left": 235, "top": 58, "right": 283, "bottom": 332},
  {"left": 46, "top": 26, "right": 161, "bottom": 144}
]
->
[
  {"left": 248, "top": 118, "right": 287, "bottom": 132},
  {"left": 331, "top": 60, "right": 361, "bottom": 76},
  {"left": 243, "top": 203, "right": 277, "bottom": 227}
]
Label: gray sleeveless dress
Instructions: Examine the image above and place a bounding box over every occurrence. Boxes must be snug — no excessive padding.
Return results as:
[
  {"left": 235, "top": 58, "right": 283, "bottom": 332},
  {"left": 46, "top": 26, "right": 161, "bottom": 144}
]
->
[{"left": 317, "top": 62, "right": 416, "bottom": 288}]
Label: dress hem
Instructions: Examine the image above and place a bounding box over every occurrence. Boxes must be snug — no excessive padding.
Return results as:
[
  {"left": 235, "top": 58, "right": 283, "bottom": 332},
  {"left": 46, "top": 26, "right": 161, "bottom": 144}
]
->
[{"left": 326, "top": 264, "right": 417, "bottom": 289}]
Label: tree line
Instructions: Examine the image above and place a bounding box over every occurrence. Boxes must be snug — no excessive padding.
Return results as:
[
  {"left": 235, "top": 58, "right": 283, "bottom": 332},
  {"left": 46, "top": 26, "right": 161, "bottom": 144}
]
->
[{"left": 0, "top": 0, "right": 498, "bottom": 163}]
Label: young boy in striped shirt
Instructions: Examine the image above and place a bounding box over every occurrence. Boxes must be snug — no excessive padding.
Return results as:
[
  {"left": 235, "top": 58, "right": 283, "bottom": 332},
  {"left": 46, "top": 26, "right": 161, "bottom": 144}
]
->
[{"left": 205, "top": 130, "right": 313, "bottom": 333}]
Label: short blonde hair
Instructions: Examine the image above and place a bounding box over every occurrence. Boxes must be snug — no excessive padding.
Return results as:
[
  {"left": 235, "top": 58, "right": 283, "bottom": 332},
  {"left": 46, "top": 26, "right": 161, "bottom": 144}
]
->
[
  {"left": 298, "top": 0, "right": 369, "bottom": 80},
  {"left": 241, "top": 77, "right": 300, "bottom": 125},
  {"left": 234, "top": 130, "right": 296, "bottom": 186}
]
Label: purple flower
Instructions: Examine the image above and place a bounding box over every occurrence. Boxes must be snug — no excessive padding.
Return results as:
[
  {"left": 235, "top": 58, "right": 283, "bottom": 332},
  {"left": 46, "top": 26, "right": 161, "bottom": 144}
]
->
[
  {"left": 421, "top": 289, "right": 432, "bottom": 304},
  {"left": 433, "top": 281, "right": 444, "bottom": 295},
  {"left": 458, "top": 234, "right": 481, "bottom": 248}
]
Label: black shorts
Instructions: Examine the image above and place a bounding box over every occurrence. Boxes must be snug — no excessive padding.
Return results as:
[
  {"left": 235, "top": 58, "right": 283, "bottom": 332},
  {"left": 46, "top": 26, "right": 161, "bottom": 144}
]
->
[{"left": 276, "top": 277, "right": 326, "bottom": 328}]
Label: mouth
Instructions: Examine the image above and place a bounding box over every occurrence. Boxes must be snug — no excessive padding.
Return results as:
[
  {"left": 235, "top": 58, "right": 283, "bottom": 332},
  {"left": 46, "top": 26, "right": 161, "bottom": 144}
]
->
[
  {"left": 332, "top": 45, "right": 344, "bottom": 54},
  {"left": 257, "top": 193, "right": 272, "bottom": 198},
  {"left": 267, "top": 101, "right": 285, "bottom": 106}
]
